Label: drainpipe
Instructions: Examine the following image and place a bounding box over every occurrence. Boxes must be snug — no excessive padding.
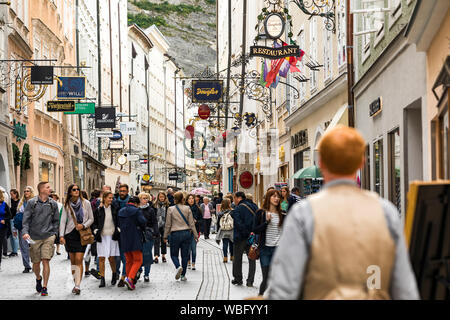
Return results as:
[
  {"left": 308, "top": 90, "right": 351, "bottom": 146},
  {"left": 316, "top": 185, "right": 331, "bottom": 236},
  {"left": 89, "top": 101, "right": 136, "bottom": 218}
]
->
[{"left": 347, "top": 0, "right": 355, "bottom": 127}]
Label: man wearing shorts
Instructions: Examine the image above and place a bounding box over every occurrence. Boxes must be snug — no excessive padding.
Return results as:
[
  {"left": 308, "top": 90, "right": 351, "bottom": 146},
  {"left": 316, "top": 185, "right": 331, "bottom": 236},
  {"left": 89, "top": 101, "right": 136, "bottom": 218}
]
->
[{"left": 22, "top": 182, "right": 60, "bottom": 296}]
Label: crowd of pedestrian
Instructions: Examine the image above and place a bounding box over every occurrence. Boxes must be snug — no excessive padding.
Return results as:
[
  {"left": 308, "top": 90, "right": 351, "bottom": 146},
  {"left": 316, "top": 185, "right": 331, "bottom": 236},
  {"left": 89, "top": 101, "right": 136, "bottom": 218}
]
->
[{"left": 0, "top": 125, "right": 420, "bottom": 300}]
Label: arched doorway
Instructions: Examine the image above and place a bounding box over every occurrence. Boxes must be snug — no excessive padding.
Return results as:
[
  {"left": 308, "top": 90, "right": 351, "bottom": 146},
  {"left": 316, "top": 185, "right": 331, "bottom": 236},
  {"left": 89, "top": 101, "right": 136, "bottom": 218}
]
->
[{"left": 312, "top": 126, "right": 325, "bottom": 166}]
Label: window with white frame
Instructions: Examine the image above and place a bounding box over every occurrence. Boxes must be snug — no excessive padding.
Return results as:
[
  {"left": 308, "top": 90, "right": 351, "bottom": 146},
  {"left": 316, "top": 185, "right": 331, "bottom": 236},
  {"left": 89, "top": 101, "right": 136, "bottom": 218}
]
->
[
  {"left": 337, "top": 0, "right": 346, "bottom": 68},
  {"left": 389, "top": 0, "right": 402, "bottom": 29},
  {"left": 323, "top": 28, "right": 332, "bottom": 82},
  {"left": 309, "top": 17, "right": 317, "bottom": 92}
]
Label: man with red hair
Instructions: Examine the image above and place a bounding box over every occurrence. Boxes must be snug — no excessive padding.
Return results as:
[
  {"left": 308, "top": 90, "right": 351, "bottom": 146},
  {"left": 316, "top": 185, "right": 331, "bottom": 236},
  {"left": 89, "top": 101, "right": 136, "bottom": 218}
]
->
[{"left": 268, "top": 125, "right": 419, "bottom": 300}]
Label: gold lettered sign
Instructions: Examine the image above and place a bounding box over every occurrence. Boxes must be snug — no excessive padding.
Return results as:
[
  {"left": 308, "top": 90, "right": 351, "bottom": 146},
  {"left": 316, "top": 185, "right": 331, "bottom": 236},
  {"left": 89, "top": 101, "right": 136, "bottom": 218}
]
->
[
  {"left": 192, "top": 80, "right": 223, "bottom": 103},
  {"left": 47, "top": 100, "right": 75, "bottom": 112},
  {"left": 250, "top": 45, "right": 301, "bottom": 60}
]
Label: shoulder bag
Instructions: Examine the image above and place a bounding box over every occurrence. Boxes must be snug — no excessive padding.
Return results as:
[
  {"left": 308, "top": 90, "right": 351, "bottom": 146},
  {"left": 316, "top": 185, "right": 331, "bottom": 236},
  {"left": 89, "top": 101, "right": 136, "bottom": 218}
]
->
[
  {"left": 69, "top": 204, "right": 94, "bottom": 246},
  {"left": 175, "top": 205, "right": 194, "bottom": 238}
]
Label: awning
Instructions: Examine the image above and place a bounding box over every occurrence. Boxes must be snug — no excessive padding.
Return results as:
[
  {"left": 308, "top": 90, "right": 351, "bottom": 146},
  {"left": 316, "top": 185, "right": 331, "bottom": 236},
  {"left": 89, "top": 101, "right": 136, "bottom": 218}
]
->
[{"left": 324, "top": 104, "right": 349, "bottom": 134}]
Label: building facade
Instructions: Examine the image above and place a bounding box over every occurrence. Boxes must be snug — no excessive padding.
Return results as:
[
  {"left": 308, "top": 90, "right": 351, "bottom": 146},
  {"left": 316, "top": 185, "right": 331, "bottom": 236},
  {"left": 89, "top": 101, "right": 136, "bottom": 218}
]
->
[
  {"left": 284, "top": 1, "right": 348, "bottom": 197},
  {"left": 354, "top": 0, "right": 426, "bottom": 218}
]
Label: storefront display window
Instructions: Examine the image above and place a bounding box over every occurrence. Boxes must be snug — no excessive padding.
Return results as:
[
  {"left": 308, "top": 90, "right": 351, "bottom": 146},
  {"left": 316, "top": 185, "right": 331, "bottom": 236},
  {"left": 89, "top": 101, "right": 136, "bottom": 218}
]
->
[
  {"left": 373, "top": 139, "right": 383, "bottom": 196},
  {"left": 389, "top": 128, "right": 401, "bottom": 211},
  {"left": 39, "top": 160, "right": 55, "bottom": 188}
]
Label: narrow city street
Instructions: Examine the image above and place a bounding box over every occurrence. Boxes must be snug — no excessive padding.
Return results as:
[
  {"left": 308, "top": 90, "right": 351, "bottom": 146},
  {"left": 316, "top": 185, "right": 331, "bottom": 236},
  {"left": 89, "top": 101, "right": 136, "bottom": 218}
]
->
[{"left": 0, "top": 235, "right": 261, "bottom": 300}]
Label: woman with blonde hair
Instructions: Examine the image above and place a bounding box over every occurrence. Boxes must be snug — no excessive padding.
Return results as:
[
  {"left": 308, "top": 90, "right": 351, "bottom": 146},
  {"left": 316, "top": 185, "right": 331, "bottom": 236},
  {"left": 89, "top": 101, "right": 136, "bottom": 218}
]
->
[
  {"left": 153, "top": 191, "right": 169, "bottom": 263},
  {"left": 13, "top": 186, "right": 34, "bottom": 273}
]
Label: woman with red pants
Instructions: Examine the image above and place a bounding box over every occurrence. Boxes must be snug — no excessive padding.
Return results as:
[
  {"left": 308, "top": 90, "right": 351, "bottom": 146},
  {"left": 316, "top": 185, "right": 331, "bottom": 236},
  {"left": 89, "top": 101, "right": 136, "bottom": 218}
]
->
[{"left": 117, "top": 196, "right": 147, "bottom": 290}]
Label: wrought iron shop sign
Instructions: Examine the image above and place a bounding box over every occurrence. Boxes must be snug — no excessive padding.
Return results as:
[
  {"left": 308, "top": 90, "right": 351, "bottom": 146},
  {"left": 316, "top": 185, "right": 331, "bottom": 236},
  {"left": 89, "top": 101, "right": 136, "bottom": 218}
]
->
[
  {"left": 47, "top": 100, "right": 75, "bottom": 112},
  {"left": 291, "top": 129, "right": 308, "bottom": 149},
  {"left": 169, "top": 172, "right": 179, "bottom": 181},
  {"left": 250, "top": 45, "right": 301, "bottom": 60},
  {"left": 192, "top": 80, "right": 223, "bottom": 103},
  {"left": 370, "top": 97, "right": 382, "bottom": 117}
]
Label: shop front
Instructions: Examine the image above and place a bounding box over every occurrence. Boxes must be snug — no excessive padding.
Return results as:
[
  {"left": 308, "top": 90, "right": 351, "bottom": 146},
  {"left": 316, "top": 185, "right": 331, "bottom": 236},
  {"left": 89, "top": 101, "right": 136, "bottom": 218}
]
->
[
  {"left": 285, "top": 80, "right": 348, "bottom": 196},
  {"left": 34, "top": 141, "right": 64, "bottom": 197},
  {"left": 354, "top": 37, "right": 427, "bottom": 218}
]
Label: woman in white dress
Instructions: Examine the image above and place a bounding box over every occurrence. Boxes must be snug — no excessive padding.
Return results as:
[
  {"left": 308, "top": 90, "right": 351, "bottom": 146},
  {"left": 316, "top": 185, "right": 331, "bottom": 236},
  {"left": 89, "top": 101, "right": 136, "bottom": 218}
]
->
[{"left": 92, "top": 191, "right": 120, "bottom": 288}]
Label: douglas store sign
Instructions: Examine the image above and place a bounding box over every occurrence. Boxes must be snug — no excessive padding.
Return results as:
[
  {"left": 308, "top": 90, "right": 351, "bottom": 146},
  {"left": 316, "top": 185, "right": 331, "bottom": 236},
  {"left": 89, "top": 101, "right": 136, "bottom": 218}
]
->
[{"left": 192, "top": 80, "right": 223, "bottom": 103}]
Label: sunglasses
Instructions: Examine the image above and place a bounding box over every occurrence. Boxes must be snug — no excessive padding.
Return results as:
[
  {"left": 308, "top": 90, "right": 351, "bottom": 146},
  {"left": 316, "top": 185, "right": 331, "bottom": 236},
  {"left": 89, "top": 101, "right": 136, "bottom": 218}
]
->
[
  {"left": 24, "top": 190, "right": 30, "bottom": 192},
  {"left": 72, "top": 188, "right": 80, "bottom": 192}
]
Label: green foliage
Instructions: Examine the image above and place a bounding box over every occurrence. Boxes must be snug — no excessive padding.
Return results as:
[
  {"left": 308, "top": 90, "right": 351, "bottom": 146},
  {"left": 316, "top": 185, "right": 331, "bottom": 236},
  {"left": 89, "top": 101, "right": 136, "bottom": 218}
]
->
[
  {"left": 206, "top": 22, "right": 216, "bottom": 29},
  {"left": 204, "top": 0, "right": 216, "bottom": 4},
  {"left": 133, "top": 1, "right": 203, "bottom": 16},
  {"left": 20, "top": 143, "right": 31, "bottom": 170},
  {"left": 128, "top": 12, "right": 168, "bottom": 28},
  {"left": 12, "top": 143, "right": 20, "bottom": 167}
]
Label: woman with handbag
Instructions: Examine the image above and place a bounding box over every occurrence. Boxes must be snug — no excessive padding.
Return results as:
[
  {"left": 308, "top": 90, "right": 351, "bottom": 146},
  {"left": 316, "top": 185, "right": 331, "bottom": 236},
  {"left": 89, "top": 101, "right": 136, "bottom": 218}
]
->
[
  {"left": 136, "top": 192, "right": 158, "bottom": 283},
  {"left": 59, "top": 184, "right": 94, "bottom": 295},
  {"left": 92, "top": 191, "right": 120, "bottom": 288},
  {"left": 164, "top": 192, "right": 198, "bottom": 281},
  {"left": 253, "top": 189, "right": 285, "bottom": 297}
]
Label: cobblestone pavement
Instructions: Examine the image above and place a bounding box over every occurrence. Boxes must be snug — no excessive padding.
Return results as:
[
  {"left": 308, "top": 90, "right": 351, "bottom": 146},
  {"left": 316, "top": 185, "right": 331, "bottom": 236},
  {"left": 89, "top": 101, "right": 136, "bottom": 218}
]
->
[{"left": 0, "top": 234, "right": 262, "bottom": 300}]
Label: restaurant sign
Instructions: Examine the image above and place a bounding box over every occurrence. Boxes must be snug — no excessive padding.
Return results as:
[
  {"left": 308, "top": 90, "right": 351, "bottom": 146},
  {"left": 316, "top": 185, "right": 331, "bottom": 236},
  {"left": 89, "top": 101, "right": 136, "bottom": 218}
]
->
[
  {"left": 192, "top": 80, "right": 223, "bottom": 103},
  {"left": 250, "top": 45, "right": 301, "bottom": 60}
]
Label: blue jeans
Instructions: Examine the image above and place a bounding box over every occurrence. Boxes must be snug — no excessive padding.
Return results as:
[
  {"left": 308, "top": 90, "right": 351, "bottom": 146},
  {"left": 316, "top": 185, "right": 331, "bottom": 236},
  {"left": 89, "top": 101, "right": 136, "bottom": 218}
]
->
[
  {"left": 189, "top": 236, "right": 197, "bottom": 263},
  {"left": 169, "top": 230, "right": 192, "bottom": 276},
  {"left": 140, "top": 239, "right": 154, "bottom": 277},
  {"left": 18, "top": 230, "right": 31, "bottom": 269},
  {"left": 115, "top": 250, "right": 127, "bottom": 276},
  {"left": 222, "top": 238, "right": 233, "bottom": 257},
  {"left": 9, "top": 224, "right": 18, "bottom": 254},
  {"left": 259, "top": 245, "right": 276, "bottom": 268}
]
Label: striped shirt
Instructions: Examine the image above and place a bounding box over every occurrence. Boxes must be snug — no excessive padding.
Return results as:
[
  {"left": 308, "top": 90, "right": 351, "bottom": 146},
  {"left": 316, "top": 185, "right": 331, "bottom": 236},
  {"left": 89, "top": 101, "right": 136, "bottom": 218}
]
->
[{"left": 265, "top": 212, "right": 282, "bottom": 247}]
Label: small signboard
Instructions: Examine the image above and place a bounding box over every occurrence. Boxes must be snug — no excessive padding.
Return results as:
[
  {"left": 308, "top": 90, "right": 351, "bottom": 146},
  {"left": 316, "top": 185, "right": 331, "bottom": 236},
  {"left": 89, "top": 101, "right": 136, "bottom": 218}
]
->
[
  {"left": 125, "top": 154, "right": 140, "bottom": 161},
  {"left": 369, "top": 97, "right": 382, "bottom": 117},
  {"left": 250, "top": 45, "right": 301, "bottom": 60},
  {"left": 47, "top": 100, "right": 75, "bottom": 112},
  {"left": 109, "top": 140, "right": 124, "bottom": 149},
  {"left": 109, "top": 130, "right": 123, "bottom": 141},
  {"left": 64, "top": 102, "right": 95, "bottom": 114},
  {"left": 57, "top": 76, "right": 86, "bottom": 99},
  {"left": 31, "top": 66, "right": 54, "bottom": 85},
  {"left": 239, "top": 171, "right": 254, "bottom": 189},
  {"left": 169, "top": 172, "right": 179, "bottom": 181},
  {"left": 120, "top": 121, "right": 137, "bottom": 135},
  {"left": 192, "top": 80, "right": 223, "bottom": 103},
  {"left": 95, "top": 107, "right": 116, "bottom": 129},
  {"left": 96, "top": 131, "right": 114, "bottom": 138},
  {"left": 198, "top": 104, "right": 211, "bottom": 120}
]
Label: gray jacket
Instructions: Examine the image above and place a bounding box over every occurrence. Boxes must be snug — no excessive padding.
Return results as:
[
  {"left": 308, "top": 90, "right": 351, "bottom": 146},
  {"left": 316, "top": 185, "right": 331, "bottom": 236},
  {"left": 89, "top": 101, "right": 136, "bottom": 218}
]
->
[
  {"left": 22, "top": 196, "right": 60, "bottom": 240},
  {"left": 267, "top": 179, "right": 420, "bottom": 300}
]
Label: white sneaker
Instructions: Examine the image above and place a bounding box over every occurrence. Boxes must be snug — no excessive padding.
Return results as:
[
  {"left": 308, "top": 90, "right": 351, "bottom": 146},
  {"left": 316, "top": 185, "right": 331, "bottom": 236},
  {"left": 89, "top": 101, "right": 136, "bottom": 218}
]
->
[
  {"left": 180, "top": 275, "right": 187, "bottom": 281},
  {"left": 175, "top": 267, "right": 183, "bottom": 280}
]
